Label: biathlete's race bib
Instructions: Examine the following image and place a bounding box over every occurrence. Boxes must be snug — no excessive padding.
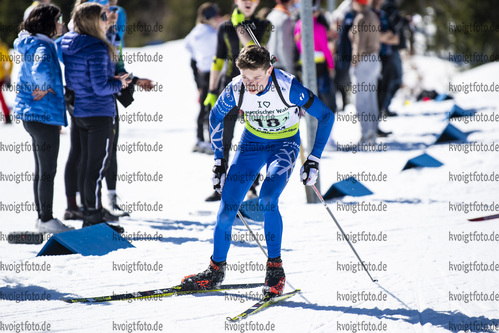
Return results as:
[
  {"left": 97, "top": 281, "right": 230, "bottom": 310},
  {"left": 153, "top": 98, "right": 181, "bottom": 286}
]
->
[
  {"left": 244, "top": 110, "right": 299, "bottom": 139},
  {"left": 232, "top": 69, "right": 302, "bottom": 140}
]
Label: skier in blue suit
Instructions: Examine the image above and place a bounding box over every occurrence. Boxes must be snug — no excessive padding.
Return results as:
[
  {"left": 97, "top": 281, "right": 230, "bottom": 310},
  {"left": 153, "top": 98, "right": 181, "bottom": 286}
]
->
[{"left": 181, "top": 45, "right": 334, "bottom": 296}]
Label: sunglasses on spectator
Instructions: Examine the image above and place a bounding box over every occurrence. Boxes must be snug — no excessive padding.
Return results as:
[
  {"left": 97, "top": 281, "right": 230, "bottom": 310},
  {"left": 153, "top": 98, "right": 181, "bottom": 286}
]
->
[
  {"left": 109, "top": 6, "right": 119, "bottom": 13},
  {"left": 100, "top": 12, "right": 108, "bottom": 21}
]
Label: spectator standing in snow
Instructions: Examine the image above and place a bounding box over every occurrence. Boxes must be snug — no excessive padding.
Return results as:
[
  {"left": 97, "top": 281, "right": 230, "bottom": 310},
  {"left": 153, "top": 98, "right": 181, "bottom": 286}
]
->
[
  {"left": 63, "top": 0, "right": 120, "bottom": 223},
  {"left": 380, "top": 0, "right": 408, "bottom": 117},
  {"left": 372, "top": 0, "right": 399, "bottom": 137},
  {"left": 105, "top": 0, "right": 156, "bottom": 216},
  {"left": 267, "top": 0, "right": 297, "bottom": 75},
  {"left": 185, "top": 3, "right": 222, "bottom": 154},
  {"left": 62, "top": 2, "right": 129, "bottom": 232},
  {"left": 349, "top": 0, "right": 380, "bottom": 145},
  {"left": 62, "top": 0, "right": 155, "bottom": 222},
  {"left": 331, "top": 1, "right": 355, "bottom": 111},
  {"left": 14, "top": 4, "right": 74, "bottom": 233},
  {"left": 295, "top": 0, "right": 337, "bottom": 113}
]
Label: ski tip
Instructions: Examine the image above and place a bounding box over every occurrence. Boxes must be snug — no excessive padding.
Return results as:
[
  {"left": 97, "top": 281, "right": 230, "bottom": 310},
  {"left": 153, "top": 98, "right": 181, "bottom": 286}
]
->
[
  {"left": 226, "top": 315, "right": 244, "bottom": 322},
  {"left": 60, "top": 297, "right": 79, "bottom": 303},
  {"left": 467, "top": 214, "right": 499, "bottom": 222},
  {"left": 285, "top": 289, "right": 301, "bottom": 295}
]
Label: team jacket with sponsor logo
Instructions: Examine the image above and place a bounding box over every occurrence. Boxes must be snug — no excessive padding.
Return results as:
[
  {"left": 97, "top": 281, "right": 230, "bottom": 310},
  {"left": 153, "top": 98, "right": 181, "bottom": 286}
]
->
[{"left": 209, "top": 68, "right": 335, "bottom": 160}]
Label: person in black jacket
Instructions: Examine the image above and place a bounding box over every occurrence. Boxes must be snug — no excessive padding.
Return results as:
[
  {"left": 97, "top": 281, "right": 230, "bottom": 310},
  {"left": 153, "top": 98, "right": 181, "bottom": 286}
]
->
[
  {"left": 202, "top": 0, "right": 272, "bottom": 202},
  {"left": 380, "top": 0, "right": 408, "bottom": 117}
]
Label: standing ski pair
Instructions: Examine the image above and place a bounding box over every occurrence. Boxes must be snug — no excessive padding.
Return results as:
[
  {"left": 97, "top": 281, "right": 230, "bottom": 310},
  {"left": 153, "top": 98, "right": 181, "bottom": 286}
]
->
[{"left": 180, "top": 45, "right": 335, "bottom": 298}]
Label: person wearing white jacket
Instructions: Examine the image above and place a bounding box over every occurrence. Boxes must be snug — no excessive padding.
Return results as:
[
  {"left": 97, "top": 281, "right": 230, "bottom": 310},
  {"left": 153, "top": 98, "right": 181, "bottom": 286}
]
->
[{"left": 185, "top": 3, "right": 221, "bottom": 153}]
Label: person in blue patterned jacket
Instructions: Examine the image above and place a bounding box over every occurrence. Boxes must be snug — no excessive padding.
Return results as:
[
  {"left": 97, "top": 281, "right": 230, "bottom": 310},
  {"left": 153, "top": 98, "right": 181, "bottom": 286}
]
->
[
  {"left": 61, "top": 2, "right": 129, "bottom": 232},
  {"left": 14, "top": 3, "right": 73, "bottom": 234},
  {"left": 181, "top": 45, "right": 335, "bottom": 297}
]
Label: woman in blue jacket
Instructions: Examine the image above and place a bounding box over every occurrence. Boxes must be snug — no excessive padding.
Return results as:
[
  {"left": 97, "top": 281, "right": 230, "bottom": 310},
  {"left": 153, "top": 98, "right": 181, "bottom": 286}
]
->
[
  {"left": 62, "top": 2, "right": 128, "bottom": 231},
  {"left": 14, "top": 3, "right": 74, "bottom": 234}
]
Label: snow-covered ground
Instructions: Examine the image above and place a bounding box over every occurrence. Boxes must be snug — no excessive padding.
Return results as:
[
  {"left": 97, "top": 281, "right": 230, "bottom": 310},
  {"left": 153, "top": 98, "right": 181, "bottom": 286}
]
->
[{"left": 0, "top": 41, "right": 498, "bottom": 333}]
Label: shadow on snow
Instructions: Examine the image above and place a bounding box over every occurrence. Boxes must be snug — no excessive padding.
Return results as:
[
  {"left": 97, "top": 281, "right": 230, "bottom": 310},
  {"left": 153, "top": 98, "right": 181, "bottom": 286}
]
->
[
  {"left": 280, "top": 301, "right": 499, "bottom": 332},
  {"left": 0, "top": 284, "right": 66, "bottom": 302}
]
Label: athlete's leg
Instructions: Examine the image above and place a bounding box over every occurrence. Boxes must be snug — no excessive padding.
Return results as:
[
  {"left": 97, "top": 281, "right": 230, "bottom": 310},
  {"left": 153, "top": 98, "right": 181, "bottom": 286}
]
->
[
  {"left": 259, "top": 139, "right": 300, "bottom": 259},
  {"left": 212, "top": 137, "right": 267, "bottom": 262}
]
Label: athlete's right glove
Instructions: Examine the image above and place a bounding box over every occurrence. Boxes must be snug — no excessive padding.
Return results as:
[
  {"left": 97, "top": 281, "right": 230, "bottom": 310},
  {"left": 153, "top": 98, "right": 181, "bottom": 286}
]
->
[
  {"left": 212, "top": 158, "right": 228, "bottom": 194},
  {"left": 300, "top": 155, "right": 320, "bottom": 186},
  {"left": 203, "top": 91, "right": 217, "bottom": 111}
]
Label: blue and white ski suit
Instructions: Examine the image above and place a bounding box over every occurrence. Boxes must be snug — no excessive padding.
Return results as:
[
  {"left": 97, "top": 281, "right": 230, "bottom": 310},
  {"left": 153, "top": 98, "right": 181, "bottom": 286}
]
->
[{"left": 210, "top": 69, "right": 334, "bottom": 262}]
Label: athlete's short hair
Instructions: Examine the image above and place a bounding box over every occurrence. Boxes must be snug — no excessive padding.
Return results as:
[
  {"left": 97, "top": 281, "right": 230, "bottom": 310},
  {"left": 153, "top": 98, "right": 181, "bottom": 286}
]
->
[{"left": 236, "top": 45, "right": 271, "bottom": 71}]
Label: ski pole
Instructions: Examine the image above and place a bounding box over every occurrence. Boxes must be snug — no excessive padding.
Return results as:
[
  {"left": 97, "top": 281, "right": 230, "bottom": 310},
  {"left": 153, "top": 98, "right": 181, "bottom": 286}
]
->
[
  {"left": 311, "top": 185, "right": 378, "bottom": 283},
  {"left": 237, "top": 211, "right": 268, "bottom": 258},
  {"left": 240, "top": 22, "right": 277, "bottom": 65},
  {"left": 237, "top": 210, "right": 301, "bottom": 293}
]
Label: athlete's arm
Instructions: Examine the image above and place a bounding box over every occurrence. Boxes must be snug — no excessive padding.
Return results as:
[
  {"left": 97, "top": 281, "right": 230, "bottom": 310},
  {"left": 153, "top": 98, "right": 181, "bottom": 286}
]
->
[
  {"left": 289, "top": 78, "right": 335, "bottom": 159},
  {"left": 209, "top": 82, "right": 238, "bottom": 160},
  {"left": 207, "top": 23, "right": 229, "bottom": 94},
  {"left": 208, "top": 58, "right": 224, "bottom": 92}
]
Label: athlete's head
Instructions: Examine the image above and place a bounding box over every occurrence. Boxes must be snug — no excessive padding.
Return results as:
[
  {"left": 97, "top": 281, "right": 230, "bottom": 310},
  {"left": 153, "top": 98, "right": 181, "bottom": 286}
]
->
[
  {"left": 236, "top": 45, "right": 273, "bottom": 94},
  {"left": 235, "top": 0, "right": 260, "bottom": 19}
]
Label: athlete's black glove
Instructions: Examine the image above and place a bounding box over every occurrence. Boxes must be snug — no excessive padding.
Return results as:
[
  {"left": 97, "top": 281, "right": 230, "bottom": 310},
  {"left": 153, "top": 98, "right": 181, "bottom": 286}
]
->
[
  {"left": 212, "top": 158, "right": 228, "bottom": 194},
  {"left": 300, "top": 155, "right": 320, "bottom": 186}
]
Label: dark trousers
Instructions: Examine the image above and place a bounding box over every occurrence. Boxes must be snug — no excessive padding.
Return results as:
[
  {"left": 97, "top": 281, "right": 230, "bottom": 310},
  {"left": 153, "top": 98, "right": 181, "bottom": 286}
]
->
[
  {"left": 334, "top": 67, "right": 350, "bottom": 110},
  {"left": 64, "top": 114, "right": 80, "bottom": 202},
  {"left": 316, "top": 62, "right": 337, "bottom": 113},
  {"left": 105, "top": 108, "right": 119, "bottom": 191},
  {"left": 74, "top": 116, "right": 114, "bottom": 212},
  {"left": 378, "top": 52, "right": 401, "bottom": 113},
  {"left": 197, "top": 72, "right": 210, "bottom": 142},
  {"left": 23, "top": 121, "right": 60, "bottom": 221}
]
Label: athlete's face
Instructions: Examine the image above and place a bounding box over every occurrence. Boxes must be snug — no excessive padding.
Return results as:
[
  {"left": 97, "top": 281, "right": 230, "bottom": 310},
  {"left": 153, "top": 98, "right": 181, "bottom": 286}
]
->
[
  {"left": 235, "top": 0, "right": 259, "bottom": 18},
  {"left": 240, "top": 66, "right": 272, "bottom": 94}
]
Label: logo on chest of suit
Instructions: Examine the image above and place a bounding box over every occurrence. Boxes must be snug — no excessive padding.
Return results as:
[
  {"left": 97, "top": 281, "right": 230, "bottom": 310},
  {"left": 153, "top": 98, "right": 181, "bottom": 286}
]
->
[{"left": 258, "top": 101, "right": 271, "bottom": 109}]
